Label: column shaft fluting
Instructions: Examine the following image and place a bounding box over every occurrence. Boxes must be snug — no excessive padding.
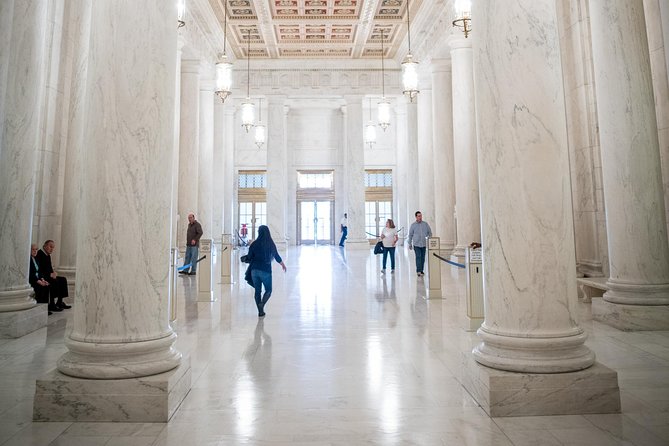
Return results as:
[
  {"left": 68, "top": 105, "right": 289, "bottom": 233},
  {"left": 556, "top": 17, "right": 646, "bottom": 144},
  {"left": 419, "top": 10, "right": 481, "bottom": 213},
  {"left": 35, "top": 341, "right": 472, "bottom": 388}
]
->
[
  {"left": 590, "top": 0, "right": 669, "bottom": 306},
  {"left": 431, "top": 58, "right": 456, "bottom": 251},
  {"left": 405, "top": 99, "right": 419, "bottom": 219},
  {"left": 394, "top": 102, "right": 408, "bottom": 233},
  {"left": 417, "top": 86, "right": 435, "bottom": 225},
  {"left": 212, "top": 99, "right": 225, "bottom": 241},
  {"left": 223, "top": 106, "right": 235, "bottom": 235},
  {"left": 57, "top": 0, "right": 181, "bottom": 378},
  {"left": 451, "top": 36, "right": 481, "bottom": 258},
  {"left": 343, "top": 96, "right": 368, "bottom": 247},
  {"left": 0, "top": 0, "right": 47, "bottom": 313},
  {"left": 472, "top": 0, "right": 594, "bottom": 372}
]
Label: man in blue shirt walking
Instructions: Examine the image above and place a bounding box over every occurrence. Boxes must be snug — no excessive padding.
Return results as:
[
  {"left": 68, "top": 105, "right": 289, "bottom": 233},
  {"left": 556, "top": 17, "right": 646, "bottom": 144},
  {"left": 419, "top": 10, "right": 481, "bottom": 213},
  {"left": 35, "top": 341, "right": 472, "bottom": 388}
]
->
[{"left": 408, "top": 211, "right": 432, "bottom": 277}]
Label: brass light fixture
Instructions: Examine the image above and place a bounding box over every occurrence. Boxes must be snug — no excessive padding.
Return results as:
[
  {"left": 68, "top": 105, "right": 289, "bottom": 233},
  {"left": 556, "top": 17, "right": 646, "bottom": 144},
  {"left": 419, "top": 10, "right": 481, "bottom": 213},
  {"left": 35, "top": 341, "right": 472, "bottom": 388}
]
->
[
  {"left": 241, "top": 29, "right": 255, "bottom": 133},
  {"left": 377, "top": 28, "right": 391, "bottom": 131},
  {"left": 452, "top": 0, "right": 472, "bottom": 38},
  {"left": 364, "top": 97, "right": 377, "bottom": 149},
  {"left": 215, "top": 1, "right": 233, "bottom": 102},
  {"left": 177, "top": 0, "right": 186, "bottom": 28},
  {"left": 401, "top": 0, "right": 419, "bottom": 101}
]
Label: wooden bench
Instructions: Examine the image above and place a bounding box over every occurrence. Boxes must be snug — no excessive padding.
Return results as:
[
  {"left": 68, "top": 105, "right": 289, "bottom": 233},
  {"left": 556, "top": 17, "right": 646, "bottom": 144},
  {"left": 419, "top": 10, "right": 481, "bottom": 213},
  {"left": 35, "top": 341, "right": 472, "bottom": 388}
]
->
[{"left": 576, "top": 277, "right": 608, "bottom": 302}]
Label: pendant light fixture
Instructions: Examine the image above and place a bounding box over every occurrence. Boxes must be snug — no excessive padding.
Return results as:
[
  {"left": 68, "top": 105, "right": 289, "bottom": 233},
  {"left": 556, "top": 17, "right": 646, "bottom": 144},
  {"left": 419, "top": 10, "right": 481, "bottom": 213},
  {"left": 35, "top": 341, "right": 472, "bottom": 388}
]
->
[
  {"left": 377, "top": 28, "right": 391, "bottom": 131},
  {"left": 254, "top": 98, "right": 266, "bottom": 149},
  {"left": 401, "top": 0, "right": 419, "bottom": 101},
  {"left": 364, "top": 97, "right": 377, "bottom": 149},
  {"left": 215, "top": 1, "right": 233, "bottom": 102},
  {"left": 177, "top": 0, "right": 186, "bottom": 28},
  {"left": 241, "top": 29, "right": 255, "bottom": 132},
  {"left": 452, "top": 0, "right": 472, "bottom": 38}
]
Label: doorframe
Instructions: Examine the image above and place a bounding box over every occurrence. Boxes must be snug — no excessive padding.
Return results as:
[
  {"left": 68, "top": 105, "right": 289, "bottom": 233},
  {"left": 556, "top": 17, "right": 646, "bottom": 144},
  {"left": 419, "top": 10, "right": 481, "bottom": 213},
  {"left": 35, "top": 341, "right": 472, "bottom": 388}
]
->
[{"left": 297, "top": 198, "right": 335, "bottom": 245}]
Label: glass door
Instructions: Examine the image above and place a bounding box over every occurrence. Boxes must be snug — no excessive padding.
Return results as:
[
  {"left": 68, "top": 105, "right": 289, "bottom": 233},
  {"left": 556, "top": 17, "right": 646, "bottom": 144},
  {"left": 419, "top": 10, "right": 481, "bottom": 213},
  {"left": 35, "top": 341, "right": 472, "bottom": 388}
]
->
[
  {"left": 299, "top": 200, "right": 333, "bottom": 245},
  {"left": 238, "top": 201, "right": 266, "bottom": 243},
  {"left": 365, "top": 200, "right": 393, "bottom": 241}
]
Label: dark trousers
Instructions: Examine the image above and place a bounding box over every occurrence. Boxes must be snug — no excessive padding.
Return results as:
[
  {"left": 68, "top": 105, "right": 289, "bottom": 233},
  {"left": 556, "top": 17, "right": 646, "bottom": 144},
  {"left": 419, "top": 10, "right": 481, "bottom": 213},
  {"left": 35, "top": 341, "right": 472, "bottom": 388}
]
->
[
  {"left": 251, "top": 269, "right": 272, "bottom": 314},
  {"left": 339, "top": 227, "right": 348, "bottom": 246},
  {"left": 46, "top": 276, "right": 69, "bottom": 300},
  {"left": 414, "top": 246, "right": 426, "bottom": 273},
  {"left": 32, "top": 285, "right": 50, "bottom": 304}
]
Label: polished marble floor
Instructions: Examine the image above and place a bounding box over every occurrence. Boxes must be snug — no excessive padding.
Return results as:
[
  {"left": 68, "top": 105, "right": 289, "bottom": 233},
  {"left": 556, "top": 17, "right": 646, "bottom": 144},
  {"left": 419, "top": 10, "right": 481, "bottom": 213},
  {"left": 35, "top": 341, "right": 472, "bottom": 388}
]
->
[{"left": 1, "top": 246, "right": 669, "bottom": 445}]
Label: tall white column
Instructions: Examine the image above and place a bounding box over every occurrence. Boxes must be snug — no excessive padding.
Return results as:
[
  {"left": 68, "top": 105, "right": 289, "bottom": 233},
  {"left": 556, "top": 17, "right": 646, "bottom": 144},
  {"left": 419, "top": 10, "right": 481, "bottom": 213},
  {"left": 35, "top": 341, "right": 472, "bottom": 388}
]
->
[
  {"left": 223, "top": 105, "right": 235, "bottom": 235},
  {"left": 417, "top": 75, "right": 435, "bottom": 226},
  {"left": 198, "top": 77, "right": 214, "bottom": 239},
  {"left": 212, "top": 97, "right": 225, "bottom": 241},
  {"left": 343, "top": 95, "right": 369, "bottom": 249},
  {"left": 266, "top": 95, "right": 288, "bottom": 248},
  {"left": 170, "top": 37, "right": 184, "bottom": 249},
  {"left": 461, "top": 0, "right": 619, "bottom": 417},
  {"left": 450, "top": 34, "right": 481, "bottom": 259},
  {"left": 431, "top": 58, "right": 456, "bottom": 252},
  {"left": 58, "top": 0, "right": 92, "bottom": 292},
  {"left": 405, "top": 98, "right": 419, "bottom": 219},
  {"left": 394, "top": 101, "right": 408, "bottom": 235},
  {"left": 0, "top": 0, "right": 48, "bottom": 337},
  {"left": 590, "top": 0, "right": 669, "bottom": 330},
  {"left": 177, "top": 60, "right": 200, "bottom": 250}
]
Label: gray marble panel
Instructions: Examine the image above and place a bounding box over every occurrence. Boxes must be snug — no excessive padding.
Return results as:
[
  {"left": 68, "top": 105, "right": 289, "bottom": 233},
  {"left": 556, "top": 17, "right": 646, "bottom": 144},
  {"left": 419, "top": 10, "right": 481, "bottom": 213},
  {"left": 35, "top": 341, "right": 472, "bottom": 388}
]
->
[
  {"left": 0, "top": 305, "right": 48, "bottom": 338},
  {"left": 592, "top": 298, "right": 669, "bottom": 331}
]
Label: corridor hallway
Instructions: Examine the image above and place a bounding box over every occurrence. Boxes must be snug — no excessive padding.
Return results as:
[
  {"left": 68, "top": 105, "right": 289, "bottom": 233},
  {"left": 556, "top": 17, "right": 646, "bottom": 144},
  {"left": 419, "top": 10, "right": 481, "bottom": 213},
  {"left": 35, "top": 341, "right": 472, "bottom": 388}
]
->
[{"left": 1, "top": 246, "right": 669, "bottom": 445}]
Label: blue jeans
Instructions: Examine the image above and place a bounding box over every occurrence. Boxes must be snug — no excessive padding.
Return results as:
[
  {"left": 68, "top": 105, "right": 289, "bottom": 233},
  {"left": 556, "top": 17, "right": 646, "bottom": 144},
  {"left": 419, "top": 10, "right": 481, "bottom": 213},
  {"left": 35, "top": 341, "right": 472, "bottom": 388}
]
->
[
  {"left": 339, "top": 227, "right": 348, "bottom": 246},
  {"left": 251, "top": 269, "right": 272, "bottom": 314},
  {"left": 184, "top": 245, "right": 199, "bottom": 273},
  {"left": 382, "top": 247, "right": 396, "bottom": 270},
  {"left": 414, "top": 246, "right": 426, "bottom": 273}
]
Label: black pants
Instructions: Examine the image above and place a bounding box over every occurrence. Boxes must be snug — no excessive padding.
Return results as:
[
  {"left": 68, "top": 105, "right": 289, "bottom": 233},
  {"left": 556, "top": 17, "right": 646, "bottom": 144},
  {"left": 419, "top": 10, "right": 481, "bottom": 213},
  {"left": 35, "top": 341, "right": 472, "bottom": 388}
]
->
[
  {"left": 46, "top": 276, "right": 69, "bottom": 299},
  {"left": 32, "top": 285, "right": 50, "bottom": 304}
]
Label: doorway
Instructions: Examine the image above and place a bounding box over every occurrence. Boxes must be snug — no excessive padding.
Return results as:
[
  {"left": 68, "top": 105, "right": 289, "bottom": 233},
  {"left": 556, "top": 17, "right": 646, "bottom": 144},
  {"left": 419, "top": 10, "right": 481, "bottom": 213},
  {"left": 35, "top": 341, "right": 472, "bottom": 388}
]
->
[
  {"left": 238, "top": 201, "right": 266, "bottom": 242},
  {"left": 298, "top": 200, "right": 333, "bottom": 245}
]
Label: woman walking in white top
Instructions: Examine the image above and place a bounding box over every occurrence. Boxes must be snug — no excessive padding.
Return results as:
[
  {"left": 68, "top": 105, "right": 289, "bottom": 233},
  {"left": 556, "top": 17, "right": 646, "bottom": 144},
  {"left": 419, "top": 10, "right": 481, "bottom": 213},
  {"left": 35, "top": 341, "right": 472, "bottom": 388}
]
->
[{"left": 380, "top": 219, "right": 399, "bottom": 273}]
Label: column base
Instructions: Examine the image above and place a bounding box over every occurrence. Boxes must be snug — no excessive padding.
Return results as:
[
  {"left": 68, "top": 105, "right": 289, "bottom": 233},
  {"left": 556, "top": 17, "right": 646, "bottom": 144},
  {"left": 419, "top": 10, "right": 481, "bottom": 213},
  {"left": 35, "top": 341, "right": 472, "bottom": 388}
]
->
[
  {"left": 34, "top": 356, "right": 191, "bottom": 422},
  {"left": 343, "top": 239, "right": 372, "bottom": 250},
  {"left": 592, "top": 297, "right": 669, "bottom": 331},
  {"left": 461, "top": 354, "right": 620, "bottom": 417},
  {"left": 0, "top": 304, "right": 47, "bottom": 338}
]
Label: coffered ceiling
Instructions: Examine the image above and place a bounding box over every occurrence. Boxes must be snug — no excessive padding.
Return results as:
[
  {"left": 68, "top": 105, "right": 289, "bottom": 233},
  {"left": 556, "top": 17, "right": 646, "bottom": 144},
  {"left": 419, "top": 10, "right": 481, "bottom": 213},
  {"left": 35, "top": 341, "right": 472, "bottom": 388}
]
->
[{"left": 207, "top": 0, "right": 421, "bottom": 59}]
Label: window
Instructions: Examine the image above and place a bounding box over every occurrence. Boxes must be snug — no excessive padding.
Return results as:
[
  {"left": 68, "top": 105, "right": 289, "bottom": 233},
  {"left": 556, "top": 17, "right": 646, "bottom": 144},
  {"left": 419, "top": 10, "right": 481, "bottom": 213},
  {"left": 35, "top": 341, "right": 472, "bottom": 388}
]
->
[
  {"left": 238, "top": 172, "right": 267, "bottom": 189},
  {"left": 297, "top": 171, "right": 334, "bottom": 189}
]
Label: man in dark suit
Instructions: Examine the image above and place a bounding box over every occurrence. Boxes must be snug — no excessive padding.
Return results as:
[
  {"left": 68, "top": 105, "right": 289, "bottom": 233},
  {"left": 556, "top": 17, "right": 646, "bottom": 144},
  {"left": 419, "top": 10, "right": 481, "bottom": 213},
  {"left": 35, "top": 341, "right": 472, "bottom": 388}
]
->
[
  {"left": 30, "top": 244, "right": 56, "bottom": 315},
  {"left": 35, "top": 240, "right": 71, "bottom": 310}
]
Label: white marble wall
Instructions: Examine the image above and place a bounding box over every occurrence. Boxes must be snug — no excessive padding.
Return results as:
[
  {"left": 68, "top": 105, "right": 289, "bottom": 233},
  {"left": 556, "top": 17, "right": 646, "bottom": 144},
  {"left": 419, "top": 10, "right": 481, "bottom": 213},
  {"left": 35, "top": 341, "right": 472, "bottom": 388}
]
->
[
  {"left": 0, "top": 0, "right": 48, "bottom": 313},
  {"left": 177, "top": 61, "right": 200, "bottom": 249},
  {"left": 472, "top": 0, "right": 594, "bottom": 372},
  {"left": 198, "top": 78, "right": 214, "bottom": 238},
  {"left": 58, "top": 0, "right": 91, "bottom": 287},
  {"left": 431, "top": 58, "right": 456, "bottom": 252},
  {"left": 58, "top": 0, "right": 181, "bottom": 378},
  {"left": 589, "top": 0, "right": 669, "bottom": 307}
]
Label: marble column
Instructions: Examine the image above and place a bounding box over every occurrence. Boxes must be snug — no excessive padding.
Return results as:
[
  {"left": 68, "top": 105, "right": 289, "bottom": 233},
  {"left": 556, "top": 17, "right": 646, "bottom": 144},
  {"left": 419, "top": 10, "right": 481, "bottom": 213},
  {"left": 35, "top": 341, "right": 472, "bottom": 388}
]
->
[
  {"left": 431, "top": 58, "right": 456, "bottom": 252},
  {"left": 343, "top": 95, "right": 369, "bottom": 249},
  {"left": 0, "top": 0, "right": 48, "bottom": 337},
  {"left": 589, "top": 0, "right": 669, "bottom": 330},
  {"left": 177, "top": 60, "right": 200, "bottom": 250},
  {"left": 34, "top": 0, "right": 190, "bottom": 422},
  {"left": 405, "top": 98, "right": 420, "bottom": 221},
  {"left": 266, "top": 95, "right": 288, "bottom": 248},
  {"left": 170, "top": 37, "right": 184, "bottom": 250},
  {"left": 394, "top": 101, "right": 408, "bottom": 236},
  {"left": 198, "top": 77, "right": 214, "bottom": 239},
  {"left": 223, "top": 105, "right": 235, "bottom": 235},
  {"left": 417, "top": 74, "right": 435, "bottom": 226},
  {"left": 58, "top": 0, "right": 92, "bottom": 294},
  {"left": 461, "top": 0, "right": 620, "bottom": 417},
  {"left": 212, "top": 96, "right": 225, "bottom": 242},
  {"left": 450, "top": 34, "right": 481, "bottom": 259}
]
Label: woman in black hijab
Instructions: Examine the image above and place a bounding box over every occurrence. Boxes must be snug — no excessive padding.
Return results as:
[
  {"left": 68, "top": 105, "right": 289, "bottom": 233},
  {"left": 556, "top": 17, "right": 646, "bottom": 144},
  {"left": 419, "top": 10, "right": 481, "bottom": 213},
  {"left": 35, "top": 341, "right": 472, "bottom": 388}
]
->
[{"left": 245, "top": 225, "right": 286, "bottom": 317}]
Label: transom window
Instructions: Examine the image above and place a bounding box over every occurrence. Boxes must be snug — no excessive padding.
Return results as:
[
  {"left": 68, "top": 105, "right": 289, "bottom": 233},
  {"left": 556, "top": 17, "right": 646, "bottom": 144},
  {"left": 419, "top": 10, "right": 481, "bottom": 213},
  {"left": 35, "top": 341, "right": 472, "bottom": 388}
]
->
[
  {"left": 297, "top": 171, "right": 334, "bottom": 189},
  {"left": 364, "top": 171, "right": 392, "bottom": 188},
  {"left": 238, "top": 172, "right": 267, "bottom": 189}
]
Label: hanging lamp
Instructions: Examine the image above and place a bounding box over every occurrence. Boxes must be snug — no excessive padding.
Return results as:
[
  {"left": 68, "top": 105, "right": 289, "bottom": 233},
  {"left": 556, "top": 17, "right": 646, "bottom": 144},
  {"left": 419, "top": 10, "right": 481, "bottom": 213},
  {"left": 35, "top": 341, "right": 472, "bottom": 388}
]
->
[
  {"left": 254, "top": 98, "right": 266, "bottom": 148},
  {"left": 378, "top": 28, "right": 391, "bottom": 131},
  {"left": 401, "top": 0, "right": 419, "bottom": 101},
  {"left": 364, "top": 97, "right": 377, "bottom": 149},
  {"left": 241, "top": 29, "right": 255, "bottom": 132},
  {"left": 215, "top": 1, "right": 233, "bottom": 102}
]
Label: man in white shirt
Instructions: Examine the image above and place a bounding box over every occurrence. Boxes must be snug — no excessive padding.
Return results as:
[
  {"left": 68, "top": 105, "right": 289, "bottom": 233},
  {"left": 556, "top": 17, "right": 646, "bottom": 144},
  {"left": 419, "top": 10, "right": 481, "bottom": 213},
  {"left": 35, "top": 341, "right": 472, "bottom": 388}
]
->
[
  {"left": 339, "top": 213, "right": 348, "bottom": 247},
  {"left": 408, "top": 211, "right": 432, "bottom": 276}
]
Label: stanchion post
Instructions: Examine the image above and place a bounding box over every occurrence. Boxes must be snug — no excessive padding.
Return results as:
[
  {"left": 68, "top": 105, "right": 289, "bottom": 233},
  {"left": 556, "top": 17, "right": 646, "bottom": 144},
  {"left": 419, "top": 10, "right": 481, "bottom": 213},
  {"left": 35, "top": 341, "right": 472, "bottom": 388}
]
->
[
  {"left": 464, "top": 246, "right": 484, "bottom": 330},
  {"left": 197, "top": 239, "right": 213, "bottom": 300},
  {"left": 426, "top": 236, "right": 443, "bottom": 299},
  {"left": 220, "top": 233, "right": 232, "bottom": 284}
]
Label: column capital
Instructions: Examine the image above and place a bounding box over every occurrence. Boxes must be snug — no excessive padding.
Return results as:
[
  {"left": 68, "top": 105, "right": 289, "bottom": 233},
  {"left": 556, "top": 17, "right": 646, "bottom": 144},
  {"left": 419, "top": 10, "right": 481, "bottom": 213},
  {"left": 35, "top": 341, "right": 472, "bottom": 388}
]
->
[
  {"left": 430, "top": 58, "right": 452, "bottom": 74},
  {"left": 199, "top": 79, "right": 215, "bottom": 92},
  {"left": 449, "top": 33, "right": 472, "bottom": 51},
  {"left": 343, "top": 94, "right": 363, "bottom": 105},
  {"left": 181, "top": 59, "right": 201, "bottom": 74}
]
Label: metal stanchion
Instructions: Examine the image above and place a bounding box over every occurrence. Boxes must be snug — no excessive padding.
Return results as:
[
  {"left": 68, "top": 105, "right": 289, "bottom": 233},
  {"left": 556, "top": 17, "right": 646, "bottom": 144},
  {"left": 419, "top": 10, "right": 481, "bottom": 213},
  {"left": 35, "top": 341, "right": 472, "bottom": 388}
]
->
[{"left": 426, "top": 236, "right": 443, "bottom": 299}]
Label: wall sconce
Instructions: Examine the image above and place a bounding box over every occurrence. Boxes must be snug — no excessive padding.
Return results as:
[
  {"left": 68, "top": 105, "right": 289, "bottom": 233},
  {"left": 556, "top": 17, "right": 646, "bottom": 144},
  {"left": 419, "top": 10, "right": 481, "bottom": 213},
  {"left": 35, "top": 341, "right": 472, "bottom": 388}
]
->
[
  {"left": 452, "top": 0, "right": 472, "bottom": 38},
  {"left": 177, "top": 0, "right": 186, "bottom": 28},
  {"left": 254, "top": 98, "right": 266, "bottom": 148},
  {"left": 378, "top": 28, "right": 391, "bottom": 131},
  {"left": 215, "top": 2, "right": 232, "bottom": 102},
  {"left": 401, "top": 0, "right": 419, "bottom": 101},
  {"left": 364, "top": 97, "right": 377, "bottom": 149}
]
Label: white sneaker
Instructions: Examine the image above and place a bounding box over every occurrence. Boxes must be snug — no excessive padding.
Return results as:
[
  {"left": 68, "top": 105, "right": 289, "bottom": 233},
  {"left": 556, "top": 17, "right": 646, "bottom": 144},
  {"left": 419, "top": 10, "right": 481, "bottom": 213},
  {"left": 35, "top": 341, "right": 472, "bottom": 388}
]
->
[{"left": 381, "top": 269, "right": 386, "bottom": 274}]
